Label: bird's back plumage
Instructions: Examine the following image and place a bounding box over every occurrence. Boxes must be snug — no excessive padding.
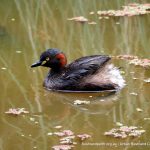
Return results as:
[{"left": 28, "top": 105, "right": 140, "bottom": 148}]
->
[
  {"left": 43, "top": 55, "right": 125, "bottom": 91},
  {"left": 31, "top": 49, "right": 125, "bottom": 92}
]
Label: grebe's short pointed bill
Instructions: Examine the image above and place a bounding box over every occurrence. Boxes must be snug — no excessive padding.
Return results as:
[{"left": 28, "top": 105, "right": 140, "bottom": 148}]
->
[{"left": 31, "top": 61, "right": 42, "bottom": 68}]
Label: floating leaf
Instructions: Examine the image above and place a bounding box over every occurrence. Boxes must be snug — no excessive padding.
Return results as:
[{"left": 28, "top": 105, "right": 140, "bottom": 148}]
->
[
  {"left": 104, "top": 16, "right": 109, "bottom": 19},
  {"left": 129, "top": 130, "right": 145, "bottom": 137},
  {"left": 114, "top": 55, "right": 150, "bottom": 68},
  {"left": 54, "top": 126, "right": 62, "bottom": 129},
  {"left": 129, "top": 59, "right": 150, "bottom": 68},
  {"left": 16, "top": 51, "right": 22, "bottom": 53},
  {"left": 104, "top": 125, "right": 145, "bottom": 138},
  {"left": 30, "top": 117, "right": 35, "bottom": 121},
  {"left": 1, "top": 67, "right": 7, "bottom": 70},
  {"left": 47, "top": 132, "right": 53, "bottom": 136},
  {"left": 54, "top": 132, "right": 65, "bottom": 137},
  {"left": 63, "top": 130, "right": 74, "bottom": 136},
  {"left": 74, "top": 100, "right": 90, "bottom": 105},
  {"left": 11, "top": 18, "right": 15, "bottom": 21},
  {"left": 136, "top": 108, "right": 143, "bottom": 112},
  {"left": 130, "top": 92, "right": 138, "bottom": 96},
  {"left": 77, "top": 134, "right": 91, "bottom": 141},
  {"left": 116, "top": 122, "right": 123, "bottom": 127},
  {"left": 113, "top": 132, "right": 127, "bottom": 138},
  {"left": 144, "top": 78, "right": 150, "bottom": 83},
  {"left": 5, "top": 108, "right": 29, "bottom": 115},
  {"left": 114, "top": 55, "right": 138, "bottom": 60},
  {"left": 60, "top": 136, "right": 75, "bottom": 144},
  {"left": 54, "top": 130, "right": 74, "bottom": 137},
  {"left": 116, "top": 22, "right": 120, "bottom": 25},
  {"left": 52, "top": 145, "right": 74, "bottom": 150},
  {"left": 67, "top": 16, "right": 88, "bottom": 23},
  {"left": 128, "top": 126, "right": 138, "bottom": 130},
  {"left": 120, "top": 126, "right": 132, "bottom": 133},
  {"left": 144, "top": 118, "right": 150, "bottom": 120},
  {"left": 89, "top": 12, "right": 95, "bottom": 15},
  {"left": 99, "top": 17, "right": 103, "bottom": 19},
  {"left": 88, "top": 21, "right": 97, "bottom": 25},
  {"left": 97, "top": 3, "right": 150, "bottom": 17}
]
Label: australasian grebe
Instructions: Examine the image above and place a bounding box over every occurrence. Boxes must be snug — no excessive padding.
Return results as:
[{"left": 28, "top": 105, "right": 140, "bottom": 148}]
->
[{"left": 31, "top": 48, "right": 125, "bottom": 91}]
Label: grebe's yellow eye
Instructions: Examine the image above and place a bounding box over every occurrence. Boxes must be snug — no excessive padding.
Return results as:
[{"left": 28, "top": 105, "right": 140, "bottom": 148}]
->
[
  {"left": 41, "top": 57, "right": 49, "bottom": 65},
  {"left": 46, "top": 57, "right": 49, "bottom": 61},
  {"left": 42, "top": 60, "right": 47, "bottom": 65}
]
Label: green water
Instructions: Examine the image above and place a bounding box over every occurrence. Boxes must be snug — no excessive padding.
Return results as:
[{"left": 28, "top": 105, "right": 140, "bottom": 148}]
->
[{"left": 0, "top": 0, "right": 150, "bottom": 149}]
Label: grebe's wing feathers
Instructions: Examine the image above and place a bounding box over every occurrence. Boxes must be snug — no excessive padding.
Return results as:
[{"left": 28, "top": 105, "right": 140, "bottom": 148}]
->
[
  {"left": 64, "top": 55, "right": 110, "bottom": 81},
  {"left": 68, "top": 55, "right": 110, "bottom": 68}
]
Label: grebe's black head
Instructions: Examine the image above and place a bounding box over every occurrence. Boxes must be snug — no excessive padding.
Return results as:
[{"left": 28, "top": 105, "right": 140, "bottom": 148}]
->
[{"left": 31, "top": 48, "right": 67, "bottom": 70}]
